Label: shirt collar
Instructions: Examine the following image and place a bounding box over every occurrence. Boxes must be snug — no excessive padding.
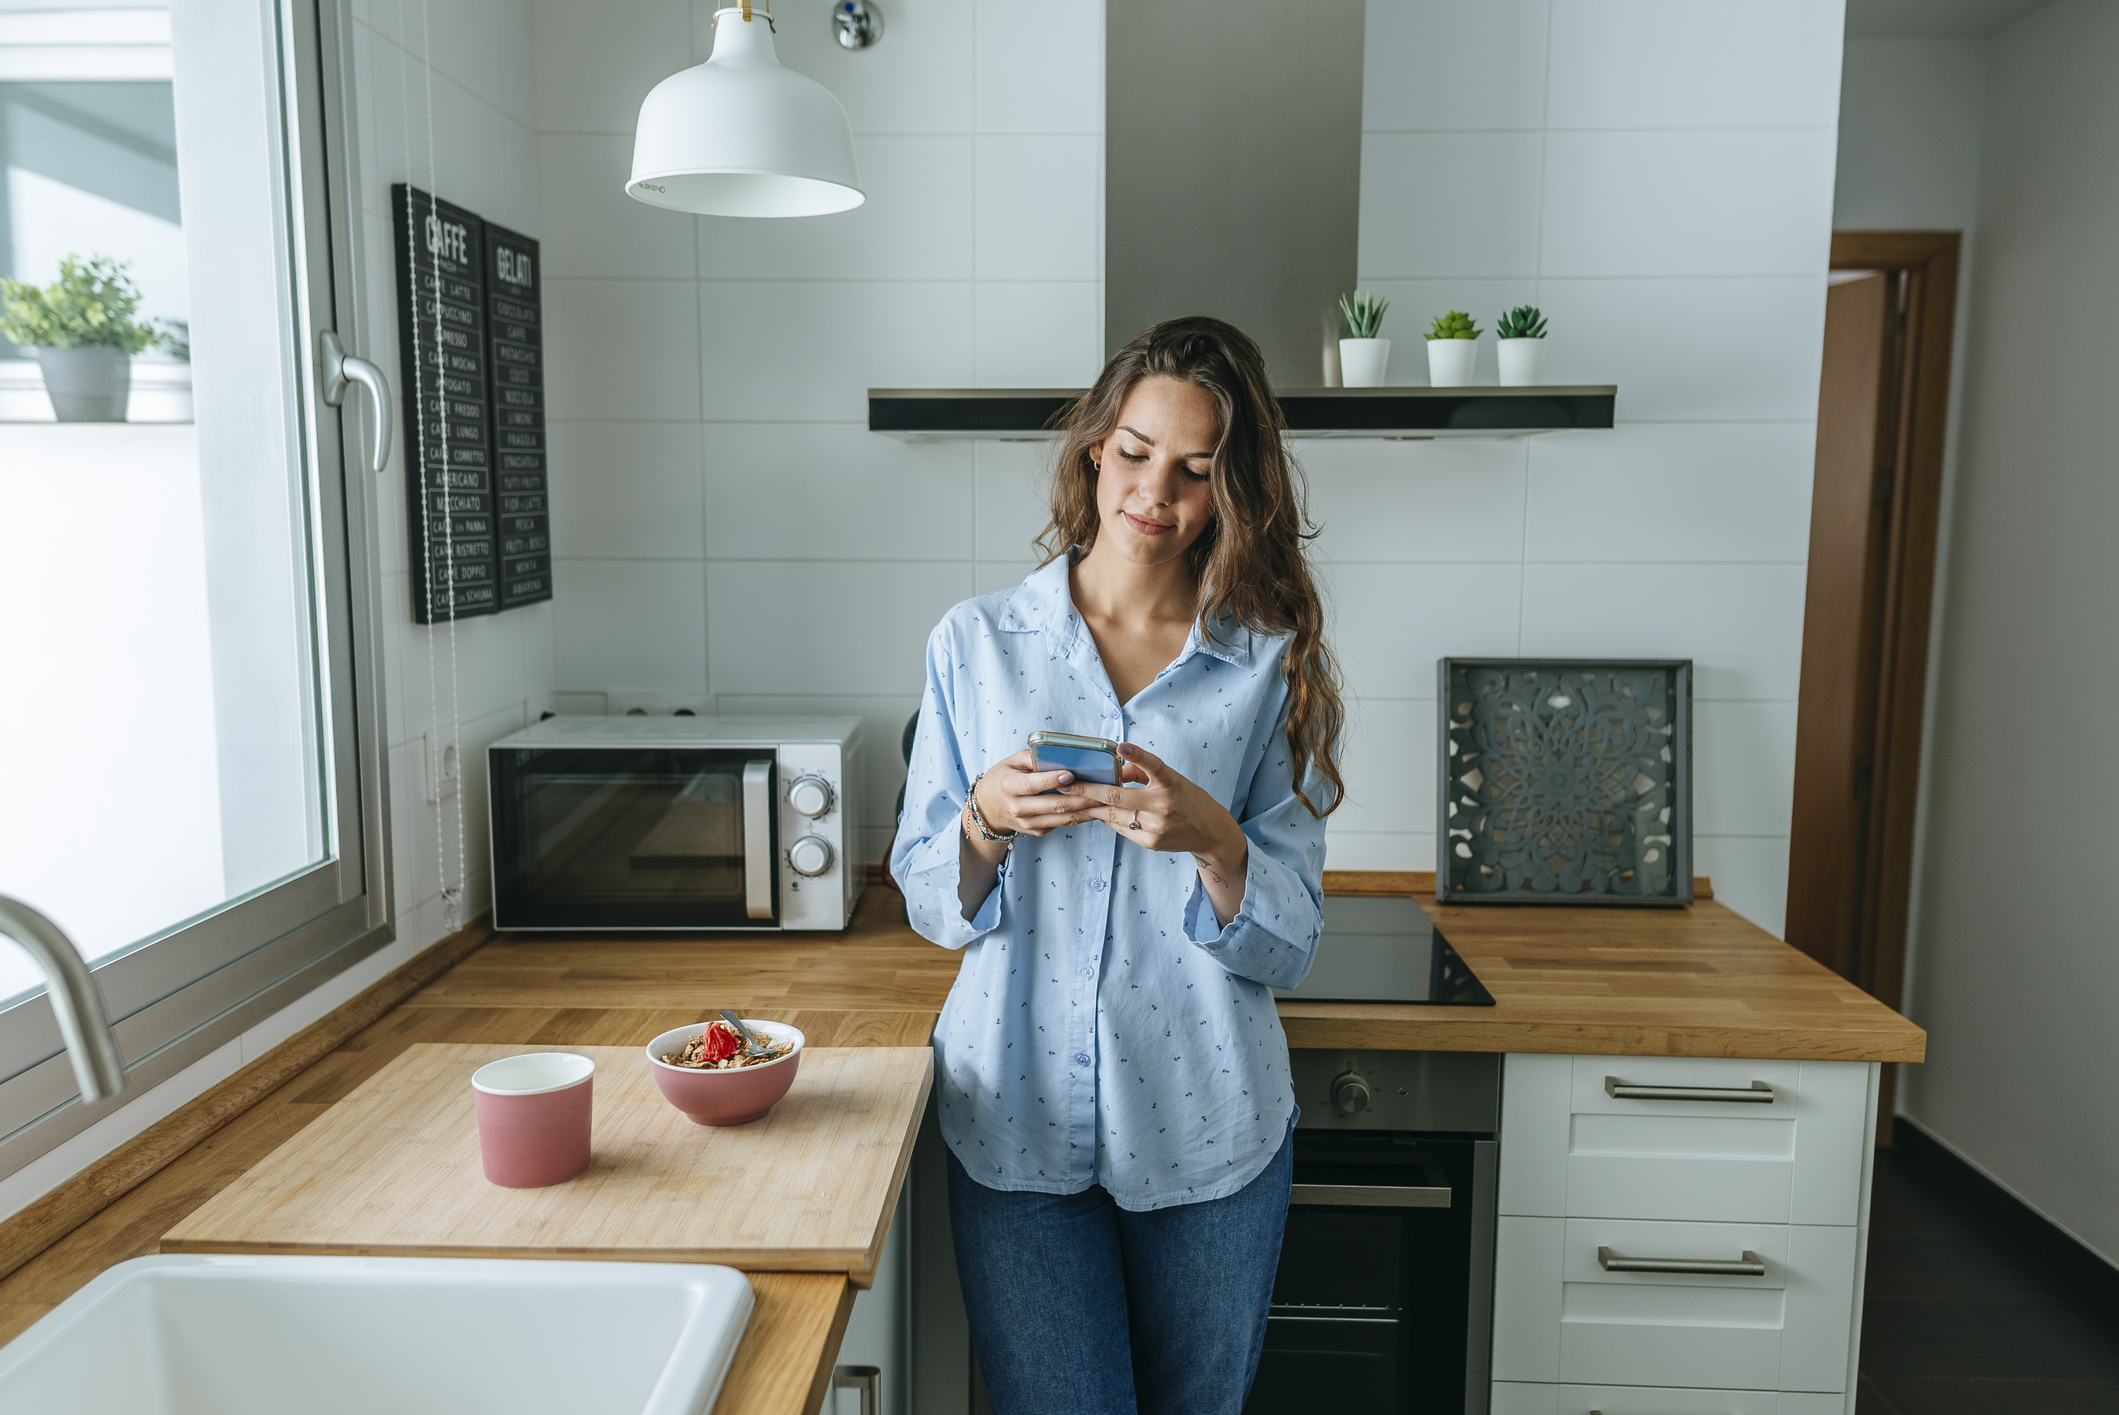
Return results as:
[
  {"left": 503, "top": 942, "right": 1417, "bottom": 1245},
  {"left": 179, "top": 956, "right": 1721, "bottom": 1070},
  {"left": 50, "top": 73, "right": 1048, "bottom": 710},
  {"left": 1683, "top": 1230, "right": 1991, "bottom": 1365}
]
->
[{"left": 996, "top": 551, "right": 1253, "bottom": 668}]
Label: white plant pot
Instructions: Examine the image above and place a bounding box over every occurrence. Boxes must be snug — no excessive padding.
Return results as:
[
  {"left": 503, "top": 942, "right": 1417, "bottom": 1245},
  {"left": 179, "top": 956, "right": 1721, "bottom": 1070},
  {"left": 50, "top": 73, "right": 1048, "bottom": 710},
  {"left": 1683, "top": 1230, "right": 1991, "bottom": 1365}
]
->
[
  {"left": 1338, "top": 337, "right": 1390, "bottom": 388},
  {"left": 1497, "top": 337, "right": 1546, "bottom": 387},
  {"left": 35, "top": 346, "right": 131, "bottom": 422},
  {"left": 1426, "top": 338, "right": 1478, "bottom": 388}
]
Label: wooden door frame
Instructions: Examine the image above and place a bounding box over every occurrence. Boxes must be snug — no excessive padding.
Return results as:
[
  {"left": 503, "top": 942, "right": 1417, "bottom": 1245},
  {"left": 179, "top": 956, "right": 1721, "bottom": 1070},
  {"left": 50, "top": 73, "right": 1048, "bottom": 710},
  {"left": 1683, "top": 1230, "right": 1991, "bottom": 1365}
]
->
[{"left": 1810, "top": 231, "right": 1959, "bottom": 1136}]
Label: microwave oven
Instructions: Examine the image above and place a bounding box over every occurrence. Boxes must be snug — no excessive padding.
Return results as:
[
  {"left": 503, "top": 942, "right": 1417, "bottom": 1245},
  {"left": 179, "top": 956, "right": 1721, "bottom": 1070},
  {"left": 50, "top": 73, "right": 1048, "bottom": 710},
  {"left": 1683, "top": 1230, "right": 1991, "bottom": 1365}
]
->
[{"left": 486, "top": 715, "right": 865, "bottom": 931}]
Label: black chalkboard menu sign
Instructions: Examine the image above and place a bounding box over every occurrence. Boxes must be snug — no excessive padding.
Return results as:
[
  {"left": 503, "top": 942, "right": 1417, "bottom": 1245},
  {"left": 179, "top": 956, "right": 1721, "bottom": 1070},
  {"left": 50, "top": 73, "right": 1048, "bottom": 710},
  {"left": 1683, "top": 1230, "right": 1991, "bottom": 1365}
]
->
[
  {"left": 483, "top": 222, "right": 551, "bottom": 610},
  {"left": 394, "top": 184, "right": 540, "bottom": 623}
]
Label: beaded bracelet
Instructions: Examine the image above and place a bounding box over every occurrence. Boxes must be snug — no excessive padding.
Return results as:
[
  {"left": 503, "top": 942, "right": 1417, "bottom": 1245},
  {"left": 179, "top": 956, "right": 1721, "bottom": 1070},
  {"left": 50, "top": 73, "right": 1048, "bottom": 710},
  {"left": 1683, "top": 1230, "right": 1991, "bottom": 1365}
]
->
[{"left": 964, "top": 771, "right": 1018, "bottom": 848}]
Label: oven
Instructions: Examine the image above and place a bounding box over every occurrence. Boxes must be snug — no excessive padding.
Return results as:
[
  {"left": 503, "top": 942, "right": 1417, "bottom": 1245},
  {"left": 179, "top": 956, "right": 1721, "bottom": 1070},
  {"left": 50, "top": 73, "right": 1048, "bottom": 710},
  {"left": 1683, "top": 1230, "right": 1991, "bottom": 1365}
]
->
[
  {"left": 1246, "top": 1049, "right": 1500, "bottom": 1415},
  {"left": 486, "top": 714, "right": 863, "bottom": 931}
]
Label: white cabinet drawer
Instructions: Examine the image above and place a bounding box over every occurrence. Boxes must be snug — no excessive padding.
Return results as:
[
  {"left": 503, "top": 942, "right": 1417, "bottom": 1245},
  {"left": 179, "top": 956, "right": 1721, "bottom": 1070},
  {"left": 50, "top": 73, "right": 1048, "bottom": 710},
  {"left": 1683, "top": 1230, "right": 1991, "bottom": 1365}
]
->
[
  {"left": 1500, "top": 1055, "right": 1874, "bottom": 1225},
  {"left": 1491, "top": 1216, "right": 1859, "bottom": 1393},
  {"left": 1492, "top": 1382, "right": 1849, "bottom": 1415}
]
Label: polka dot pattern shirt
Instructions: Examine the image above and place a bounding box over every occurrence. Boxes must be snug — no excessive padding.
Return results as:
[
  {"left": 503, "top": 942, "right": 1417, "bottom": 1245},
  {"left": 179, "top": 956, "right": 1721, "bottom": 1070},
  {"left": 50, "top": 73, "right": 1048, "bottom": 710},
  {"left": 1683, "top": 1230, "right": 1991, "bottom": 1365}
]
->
[{"left": 889, "top": 555, "right": 1327, "bottom": 1213}]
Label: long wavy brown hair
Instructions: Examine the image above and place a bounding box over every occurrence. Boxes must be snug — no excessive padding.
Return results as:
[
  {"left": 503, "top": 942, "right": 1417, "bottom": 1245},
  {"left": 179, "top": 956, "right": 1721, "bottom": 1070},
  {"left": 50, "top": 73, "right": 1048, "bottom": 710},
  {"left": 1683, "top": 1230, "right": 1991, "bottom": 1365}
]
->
[{"left": 1036, "top": 315, "right": 1346, "bottom": 817}]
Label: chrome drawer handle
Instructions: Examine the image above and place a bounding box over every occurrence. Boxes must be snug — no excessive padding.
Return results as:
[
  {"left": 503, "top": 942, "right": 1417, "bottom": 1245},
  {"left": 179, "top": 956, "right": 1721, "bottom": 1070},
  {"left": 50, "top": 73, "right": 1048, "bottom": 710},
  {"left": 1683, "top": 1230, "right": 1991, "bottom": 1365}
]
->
[
  {"left": 833, "top": 1365, "right": 879, "bottom": 1415},
  {"left": 1291, "top": 1183, "right": 1450, "bottom": 1209},
  {"left": 1605, "top": 1077, "right": 1776, "bottom": 1103},
  {"left": 1597, "top": 1245, "right": 1767, "bottom": 1276}
]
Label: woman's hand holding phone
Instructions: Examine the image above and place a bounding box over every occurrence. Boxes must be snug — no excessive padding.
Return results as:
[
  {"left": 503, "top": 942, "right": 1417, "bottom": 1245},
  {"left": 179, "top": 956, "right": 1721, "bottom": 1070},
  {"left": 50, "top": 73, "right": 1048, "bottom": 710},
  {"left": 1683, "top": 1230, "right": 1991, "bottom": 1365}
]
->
[
  {"left": 968, "top": 750, "right": 1091, "bottom": 841},
  {"left": 1061, "top": 744, "right": 1242, "bottom": 855},
  {"left": 958, "top": 749, "right": 1084, "bottom": 919},
  {"left": 963, "top": 743, "right": 1249, "bottom": 928},
  {"left": 1066, "top": 744, "right": 1251, "bottom": 926}
]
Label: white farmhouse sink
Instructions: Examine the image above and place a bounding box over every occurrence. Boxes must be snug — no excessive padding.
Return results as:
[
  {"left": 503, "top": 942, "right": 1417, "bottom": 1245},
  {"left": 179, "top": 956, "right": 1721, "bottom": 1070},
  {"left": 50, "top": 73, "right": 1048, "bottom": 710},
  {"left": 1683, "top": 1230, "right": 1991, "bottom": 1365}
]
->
[{"left": 0, "top": 1254, "right": 753, "bottom": 1415}]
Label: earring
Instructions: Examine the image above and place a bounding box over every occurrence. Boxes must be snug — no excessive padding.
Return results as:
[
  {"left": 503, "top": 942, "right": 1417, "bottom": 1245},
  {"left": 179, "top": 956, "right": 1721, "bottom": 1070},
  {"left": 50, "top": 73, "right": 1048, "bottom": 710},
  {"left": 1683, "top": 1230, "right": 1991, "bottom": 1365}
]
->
[{"left": 1090, "top": 459, "right": 1101, "bottom": 471}]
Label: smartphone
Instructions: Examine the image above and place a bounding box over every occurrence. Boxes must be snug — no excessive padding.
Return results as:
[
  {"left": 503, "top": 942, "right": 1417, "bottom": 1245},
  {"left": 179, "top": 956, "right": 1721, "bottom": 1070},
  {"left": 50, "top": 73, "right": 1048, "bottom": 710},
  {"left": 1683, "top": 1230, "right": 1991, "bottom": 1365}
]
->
[{"left": 1028, "top": 730, "right": 1122, "bottom": 788}]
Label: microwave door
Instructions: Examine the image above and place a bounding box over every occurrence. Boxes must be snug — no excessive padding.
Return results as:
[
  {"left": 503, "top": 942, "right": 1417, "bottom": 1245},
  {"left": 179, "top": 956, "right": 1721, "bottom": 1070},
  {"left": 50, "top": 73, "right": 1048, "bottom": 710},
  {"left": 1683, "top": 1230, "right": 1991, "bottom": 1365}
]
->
[
  {"left": 743, "top": 759, "right": 774, "bottom": 920},
  {"left": 491, "top": 746, "right": 775, "bottom": 930}
]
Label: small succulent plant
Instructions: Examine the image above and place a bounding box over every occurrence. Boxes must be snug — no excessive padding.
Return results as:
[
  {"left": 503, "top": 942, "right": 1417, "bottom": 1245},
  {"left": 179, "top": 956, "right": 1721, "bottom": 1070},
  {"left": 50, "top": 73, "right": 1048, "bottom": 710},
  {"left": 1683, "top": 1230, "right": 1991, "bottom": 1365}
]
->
[
  {"left": 1338, "top": 289, "right": 1390, "bottom": 340},
  {"left": 1426, "top": 309, "right": 1479, "bottom": 341},
  {"left": 1496, "top": 305, "right": 1548, "bottom": 340}
]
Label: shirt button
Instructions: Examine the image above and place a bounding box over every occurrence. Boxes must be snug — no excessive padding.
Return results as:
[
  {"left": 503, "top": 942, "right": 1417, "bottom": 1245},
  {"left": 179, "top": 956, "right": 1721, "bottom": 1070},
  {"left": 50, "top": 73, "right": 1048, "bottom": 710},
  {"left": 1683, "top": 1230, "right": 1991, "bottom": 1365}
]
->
[
  {"left": 1074, "top": 1053, "right": 1091, "bottom": 1067},
  {"left": 1081, "top": 966, "right": 1094, "bottom": 979},
  {"left": 1090, "top": 878, "right": 1107, "bottom": 892}
]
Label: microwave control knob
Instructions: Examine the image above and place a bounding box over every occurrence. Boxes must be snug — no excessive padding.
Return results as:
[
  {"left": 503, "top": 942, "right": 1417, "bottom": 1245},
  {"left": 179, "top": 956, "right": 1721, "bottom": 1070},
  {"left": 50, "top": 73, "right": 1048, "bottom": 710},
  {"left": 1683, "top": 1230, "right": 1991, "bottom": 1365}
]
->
[
  {"left": 787, "top": 774, "right": 835, "bottom": 818},
  {"left": 1330, "top": 1071, "right": 1371, "bottom": 1118},
  {"left": 788, "top": 835, "right": 835, "bottom": 878}
]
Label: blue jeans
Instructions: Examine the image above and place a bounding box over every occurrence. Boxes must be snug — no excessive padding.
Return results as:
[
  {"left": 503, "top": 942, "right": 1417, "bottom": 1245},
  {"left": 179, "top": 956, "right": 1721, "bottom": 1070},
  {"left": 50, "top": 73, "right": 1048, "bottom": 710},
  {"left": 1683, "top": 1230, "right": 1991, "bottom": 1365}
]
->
[{"left": 946, "top": 1127, "right": 1293, "bottom": 1415}]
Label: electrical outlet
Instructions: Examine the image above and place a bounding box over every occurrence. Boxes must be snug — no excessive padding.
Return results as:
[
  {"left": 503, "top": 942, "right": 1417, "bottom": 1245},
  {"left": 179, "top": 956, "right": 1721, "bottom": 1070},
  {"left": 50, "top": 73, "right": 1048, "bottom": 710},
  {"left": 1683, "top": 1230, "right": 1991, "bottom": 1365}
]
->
[
  {"left": 606, "top": 690, "right": 715, "bottom": 718},
  {"left": 423, "top": 729, "right": 461, "bottom": 803}
]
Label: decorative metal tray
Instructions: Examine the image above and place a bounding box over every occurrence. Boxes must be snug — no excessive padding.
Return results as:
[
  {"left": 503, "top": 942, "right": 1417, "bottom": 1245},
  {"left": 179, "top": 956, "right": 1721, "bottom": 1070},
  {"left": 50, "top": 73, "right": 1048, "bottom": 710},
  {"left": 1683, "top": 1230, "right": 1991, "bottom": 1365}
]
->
[{"left": 1437, "top": 659, "right": 1692, "bottom": 907}]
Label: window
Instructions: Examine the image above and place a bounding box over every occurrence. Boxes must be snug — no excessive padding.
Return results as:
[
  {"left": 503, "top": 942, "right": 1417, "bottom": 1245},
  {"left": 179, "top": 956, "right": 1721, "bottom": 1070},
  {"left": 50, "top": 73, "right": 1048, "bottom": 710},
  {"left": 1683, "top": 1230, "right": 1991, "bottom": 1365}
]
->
[{"left": 0, "top": 0, "right": 389, "bottom": 1167}]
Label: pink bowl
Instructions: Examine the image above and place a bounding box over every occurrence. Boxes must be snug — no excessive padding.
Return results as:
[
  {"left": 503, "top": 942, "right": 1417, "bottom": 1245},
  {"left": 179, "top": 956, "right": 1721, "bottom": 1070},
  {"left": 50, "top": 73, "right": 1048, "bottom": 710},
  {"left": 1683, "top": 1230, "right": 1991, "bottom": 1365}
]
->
[{"left": 645, "top": 1020, "right": 804, "bottom": 1127}]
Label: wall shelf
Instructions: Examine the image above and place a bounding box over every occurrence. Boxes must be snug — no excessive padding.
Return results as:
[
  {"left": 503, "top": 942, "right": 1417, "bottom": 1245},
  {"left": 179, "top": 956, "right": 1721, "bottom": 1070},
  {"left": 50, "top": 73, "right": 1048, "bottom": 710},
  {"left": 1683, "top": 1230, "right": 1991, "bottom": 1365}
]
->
[{"left": 867, "top": 385, "right": 1617, "bottom": 441}]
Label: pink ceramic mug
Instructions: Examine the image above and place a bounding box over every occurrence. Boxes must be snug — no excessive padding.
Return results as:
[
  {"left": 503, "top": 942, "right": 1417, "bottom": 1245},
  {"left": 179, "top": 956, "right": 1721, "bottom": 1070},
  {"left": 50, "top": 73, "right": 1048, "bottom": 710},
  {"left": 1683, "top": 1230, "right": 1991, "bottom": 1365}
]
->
[{"left": 472, "top": 1052, "right": 595, "bottom": 1188}]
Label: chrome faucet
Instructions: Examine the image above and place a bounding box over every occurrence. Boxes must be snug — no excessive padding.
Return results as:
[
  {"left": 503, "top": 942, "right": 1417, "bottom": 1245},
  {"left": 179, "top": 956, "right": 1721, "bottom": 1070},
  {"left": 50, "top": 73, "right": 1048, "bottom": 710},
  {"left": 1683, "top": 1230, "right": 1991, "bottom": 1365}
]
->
[{"left": 0, "top": 897, "right": 127, "bottom": 1103}]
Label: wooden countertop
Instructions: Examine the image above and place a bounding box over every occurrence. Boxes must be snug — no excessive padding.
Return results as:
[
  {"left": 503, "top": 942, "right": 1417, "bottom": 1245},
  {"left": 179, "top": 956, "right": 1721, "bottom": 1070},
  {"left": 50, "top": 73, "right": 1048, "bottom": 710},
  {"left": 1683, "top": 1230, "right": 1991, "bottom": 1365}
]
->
[
  {"left": 0, "top": 868, "right": 1921, "bottom": 1413},
  {"left": 1286, "top": 872, "right": 1927, "bottom": 1063},
  {"left": 0, "top": 937, "right": 941, "bottom": 1415}
]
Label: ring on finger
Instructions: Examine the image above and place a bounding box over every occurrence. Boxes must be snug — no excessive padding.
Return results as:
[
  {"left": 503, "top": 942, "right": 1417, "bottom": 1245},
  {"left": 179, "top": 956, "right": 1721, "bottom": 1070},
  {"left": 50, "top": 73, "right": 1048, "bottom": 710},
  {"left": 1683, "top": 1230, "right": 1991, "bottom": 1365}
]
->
[{"left": 1128, "top": 812, "right": 1143, "bottom": 831}]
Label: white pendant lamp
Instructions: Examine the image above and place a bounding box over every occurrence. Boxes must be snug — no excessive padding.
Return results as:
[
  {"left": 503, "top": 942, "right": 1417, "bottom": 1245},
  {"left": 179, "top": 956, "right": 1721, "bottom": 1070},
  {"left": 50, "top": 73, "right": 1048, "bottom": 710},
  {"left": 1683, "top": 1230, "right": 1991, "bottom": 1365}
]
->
[{"left": 627, "top": 3, "right": 865, "bottom": 218}]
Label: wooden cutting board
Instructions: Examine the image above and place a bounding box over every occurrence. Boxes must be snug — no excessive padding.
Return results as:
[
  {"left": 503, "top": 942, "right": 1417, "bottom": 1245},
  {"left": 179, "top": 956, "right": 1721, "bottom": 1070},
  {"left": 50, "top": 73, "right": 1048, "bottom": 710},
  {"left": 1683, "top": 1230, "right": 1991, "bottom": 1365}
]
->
[{"left": 161, "top": 1043, "right": 932, "bottom": 1287}]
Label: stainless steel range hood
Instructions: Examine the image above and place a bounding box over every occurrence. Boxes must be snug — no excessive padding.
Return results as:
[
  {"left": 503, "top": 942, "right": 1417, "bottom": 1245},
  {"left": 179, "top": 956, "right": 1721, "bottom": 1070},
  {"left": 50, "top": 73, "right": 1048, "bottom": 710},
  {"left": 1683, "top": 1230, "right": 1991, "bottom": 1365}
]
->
[
  {"left": 866, "top": 0, "right": 1615, "bottom": 441},
  {"left": 1105, "top": 0, "right": 1365, "bottom": 385}
]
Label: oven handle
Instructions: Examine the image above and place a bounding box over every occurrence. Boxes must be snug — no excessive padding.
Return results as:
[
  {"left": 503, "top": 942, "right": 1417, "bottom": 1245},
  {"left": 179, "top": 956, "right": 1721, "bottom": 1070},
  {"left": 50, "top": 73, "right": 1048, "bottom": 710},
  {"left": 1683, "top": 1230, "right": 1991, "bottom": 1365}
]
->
[
  {"left": 743, "top": 759, "right": 774, "bottom": 920},
  {"left": 1605, "top": 1077, "right": 1776, "bottom": 1103},
  {"left": 1290, "top": 1183, "right": 1450, "bottom": 1209},
  {"left": 1597, "top": 1245, "right": 1767, "bottom": 1276}
]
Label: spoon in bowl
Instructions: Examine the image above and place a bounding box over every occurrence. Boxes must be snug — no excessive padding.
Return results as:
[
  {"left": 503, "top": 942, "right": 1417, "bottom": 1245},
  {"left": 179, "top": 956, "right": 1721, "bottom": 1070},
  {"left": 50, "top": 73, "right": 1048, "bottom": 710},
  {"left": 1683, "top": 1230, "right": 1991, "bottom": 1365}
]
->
[{"left": 718, "top": 1010, "right": 772, "bottom": 1061}]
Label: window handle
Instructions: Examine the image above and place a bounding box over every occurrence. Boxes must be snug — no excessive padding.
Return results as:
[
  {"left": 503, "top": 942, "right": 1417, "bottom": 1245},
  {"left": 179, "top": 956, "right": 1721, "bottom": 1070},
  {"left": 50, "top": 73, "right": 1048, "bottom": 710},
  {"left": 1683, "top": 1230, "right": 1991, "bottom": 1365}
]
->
[
  {"left": 1597, "top": 1245, "right": 1767, "bottom": 1276},
  {"left": 320, "top": 328, "right": 393, "bottom": 474}
]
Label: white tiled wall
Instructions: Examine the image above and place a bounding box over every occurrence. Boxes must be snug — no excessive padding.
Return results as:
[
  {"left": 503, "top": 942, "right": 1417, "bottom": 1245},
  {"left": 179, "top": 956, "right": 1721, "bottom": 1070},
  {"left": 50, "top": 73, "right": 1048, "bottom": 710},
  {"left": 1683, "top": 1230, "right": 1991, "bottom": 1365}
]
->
[
  {"left": 1325, "top": 0, "right": 1844, "bottom": 935},
  {"left": 350, "top": 0, "right": 555, "bottom": 945},
  {"left": 526, "top": 0, "right": 1837, "bottom": 932},
  {"left": 534, "top": 0, "right": 1104, "bottom": 866}
]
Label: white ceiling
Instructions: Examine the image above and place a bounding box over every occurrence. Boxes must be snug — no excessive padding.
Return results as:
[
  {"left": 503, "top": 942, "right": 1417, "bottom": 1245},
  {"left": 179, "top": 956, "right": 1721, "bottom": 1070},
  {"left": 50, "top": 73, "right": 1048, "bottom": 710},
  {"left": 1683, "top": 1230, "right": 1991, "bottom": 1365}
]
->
[{"left": 1845, "top": 0, "right": 2052, "bottom": 38}]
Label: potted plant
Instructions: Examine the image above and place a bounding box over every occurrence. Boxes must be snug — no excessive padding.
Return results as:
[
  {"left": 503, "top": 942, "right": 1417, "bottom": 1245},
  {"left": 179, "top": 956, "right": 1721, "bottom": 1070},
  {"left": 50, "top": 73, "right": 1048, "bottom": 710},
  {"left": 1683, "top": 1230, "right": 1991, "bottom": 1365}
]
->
[
  {"left": 1496, "top": 304, "right": 1548, "bottom": 386},
  {"left": 0, "top": 255, "right": 162, "bottom": 422},
  {"left": 1337, "top": 289, "right": 1391, "bottom": 387},
  {"left": 1425, "top": 309, "right": 1480, "bottom": 387}
]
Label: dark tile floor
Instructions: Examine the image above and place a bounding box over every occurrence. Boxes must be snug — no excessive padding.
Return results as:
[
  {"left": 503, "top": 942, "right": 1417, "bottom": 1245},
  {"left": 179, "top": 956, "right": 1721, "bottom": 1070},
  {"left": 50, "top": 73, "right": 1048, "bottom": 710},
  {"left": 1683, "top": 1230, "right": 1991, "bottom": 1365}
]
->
[{"left": 1857, "top": 1137, "right": 2119, "bottom": 1413}]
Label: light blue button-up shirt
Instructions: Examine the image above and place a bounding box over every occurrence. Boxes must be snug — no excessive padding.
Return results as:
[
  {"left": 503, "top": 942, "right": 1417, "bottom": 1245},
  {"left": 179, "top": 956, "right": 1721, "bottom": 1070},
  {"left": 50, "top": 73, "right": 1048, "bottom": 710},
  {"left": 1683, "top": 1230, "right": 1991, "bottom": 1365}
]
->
[{"left": 890, "top": 554, "right": 1327, "bottom": 1211}]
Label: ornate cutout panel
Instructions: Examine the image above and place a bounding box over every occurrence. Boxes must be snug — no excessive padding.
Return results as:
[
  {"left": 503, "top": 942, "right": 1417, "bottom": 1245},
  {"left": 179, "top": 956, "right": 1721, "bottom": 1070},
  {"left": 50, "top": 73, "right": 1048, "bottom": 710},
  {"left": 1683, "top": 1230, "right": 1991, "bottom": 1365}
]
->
[{"left": 1439, "top": 659, "right": 1692, "bottom": 907}]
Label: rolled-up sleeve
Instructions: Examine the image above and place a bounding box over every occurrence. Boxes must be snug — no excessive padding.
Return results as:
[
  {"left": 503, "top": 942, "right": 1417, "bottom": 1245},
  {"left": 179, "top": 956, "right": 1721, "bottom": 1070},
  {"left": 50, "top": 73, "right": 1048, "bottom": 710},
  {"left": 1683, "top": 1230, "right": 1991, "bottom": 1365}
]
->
[
  {"left": 1181, "top": 702, "right": 1328, "bottom": 990},
  {"left": 890, "top": 621, "right": 1005, "bottom": 949}
]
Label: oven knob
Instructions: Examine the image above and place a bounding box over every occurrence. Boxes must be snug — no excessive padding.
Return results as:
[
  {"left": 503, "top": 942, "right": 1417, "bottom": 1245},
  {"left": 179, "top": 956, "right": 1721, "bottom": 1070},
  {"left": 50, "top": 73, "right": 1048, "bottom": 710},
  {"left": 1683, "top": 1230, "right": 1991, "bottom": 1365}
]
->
[
  {"left": 787, "top": 835, "right": 835, "bottom": 877},
  {"left": 1330, "top": 1072, "right": 1371, "bottom": 1117},
  {"left": 787, "top": 774, "right": 835, "bottom": 818}
]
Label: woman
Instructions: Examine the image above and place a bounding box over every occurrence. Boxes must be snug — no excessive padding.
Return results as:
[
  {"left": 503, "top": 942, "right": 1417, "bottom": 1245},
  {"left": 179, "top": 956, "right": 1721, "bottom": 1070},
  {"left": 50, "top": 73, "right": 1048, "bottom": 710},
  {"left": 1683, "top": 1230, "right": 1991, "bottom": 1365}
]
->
[{"left": 891, "top": 316, "right": 1345, "bottom": 1414}]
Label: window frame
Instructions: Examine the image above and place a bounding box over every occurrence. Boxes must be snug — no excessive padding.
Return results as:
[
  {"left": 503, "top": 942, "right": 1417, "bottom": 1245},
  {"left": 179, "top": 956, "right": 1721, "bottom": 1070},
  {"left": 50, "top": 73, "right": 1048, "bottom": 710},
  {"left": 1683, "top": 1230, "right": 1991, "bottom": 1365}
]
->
[{"left": 0, "top": 0, "right": 395, "bottom": 1177}]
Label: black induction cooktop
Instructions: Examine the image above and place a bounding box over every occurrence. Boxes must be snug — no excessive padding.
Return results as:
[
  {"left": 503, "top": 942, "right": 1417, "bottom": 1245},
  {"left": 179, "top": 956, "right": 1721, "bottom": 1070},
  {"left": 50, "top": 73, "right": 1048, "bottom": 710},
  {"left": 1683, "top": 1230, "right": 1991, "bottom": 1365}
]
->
[{"left": 1274, "top": 895, "right": 1495, "bottom": 1006}]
